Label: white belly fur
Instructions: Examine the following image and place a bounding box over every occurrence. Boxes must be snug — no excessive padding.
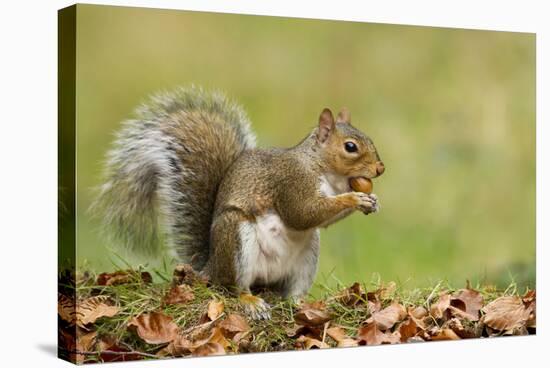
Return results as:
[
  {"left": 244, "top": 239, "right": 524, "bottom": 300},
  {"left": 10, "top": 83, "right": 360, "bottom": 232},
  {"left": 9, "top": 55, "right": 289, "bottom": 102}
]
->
[{"left": 237, "top": 210, "right": 314, "bottom": 286}]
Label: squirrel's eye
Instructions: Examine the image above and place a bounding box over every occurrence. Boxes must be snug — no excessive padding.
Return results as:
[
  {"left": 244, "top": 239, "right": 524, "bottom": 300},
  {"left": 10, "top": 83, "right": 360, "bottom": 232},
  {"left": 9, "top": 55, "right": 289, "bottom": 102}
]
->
[{"left": 344, "top": 141, "right": 358, "bottom": 153}]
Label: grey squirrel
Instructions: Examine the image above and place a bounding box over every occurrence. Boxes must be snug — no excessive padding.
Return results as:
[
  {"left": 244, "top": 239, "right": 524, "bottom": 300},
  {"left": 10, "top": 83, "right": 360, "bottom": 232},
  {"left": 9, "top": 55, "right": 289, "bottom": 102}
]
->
[{"left": 94, "top": 86, "right": 385, "bottom": 319}]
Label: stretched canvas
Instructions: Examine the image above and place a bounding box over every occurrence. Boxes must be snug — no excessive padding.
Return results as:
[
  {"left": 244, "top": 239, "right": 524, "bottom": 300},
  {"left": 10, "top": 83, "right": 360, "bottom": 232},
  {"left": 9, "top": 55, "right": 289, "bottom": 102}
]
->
[{"left": 58, "top": 4, "right": 536, "bottom": 364}]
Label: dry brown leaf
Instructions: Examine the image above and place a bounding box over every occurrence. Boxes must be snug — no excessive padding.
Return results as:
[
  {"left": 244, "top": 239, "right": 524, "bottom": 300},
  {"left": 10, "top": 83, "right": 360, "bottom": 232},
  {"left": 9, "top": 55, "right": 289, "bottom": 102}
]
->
[
  {"left": 398, "top": 318, "right": 420, "bottom": 342},
  {"left": 450, "top": 288, "right": 483, "bottom": 321},
  {"left": 406, "top": 306, "right": 427, "bottom": 330},
  {"left": 367, "top": 303, "right": 407, "bottom": 330},
  {"left": 219, "top": 314, "right": 250, "bottom": 336},
  {"left": 448, "top": 305, "right": 476, "bottom": 322},
  {"left": 58, "top": 293, "right": 76, "bottom": 324},
  {"left": 481, "top": 296, "right": 531, "bottom": 332},
  {"left": 522, "top": 290, "right": 536, "bottom": 329},
  {"left": 173, "top": 264, "right": 209, "bottom": 285},
  {"left": 74, "top": 330, "right": 97, "bottom": 364},
  {"left": 192, "top": 342, "right": 226, "bottom": 356},
  {"left": 367, "top": 300, "right": 382, "bottom": 315},
  {"left": 295, "top": 335, "right": 330, "bottom": 349},
  {"left": 527, "top": 305, "right": 536, "bottom": 329},
  {"left": 128, "top": 312, "right": 180, "bottom": 344},
  {"left": 357, "top": 323, "right": 401, "bottom": 345},
  {"left": 206, "top": 327, "right": 231, "bottom": 350},
  {"left": 523, "top": 290, "right": 536, "bottom": 305},
  {"left": 207, "top": 299, "right": 224, "bottom": 321},
  {"left": 325, "top": 326, "right": 359, "bottom": 347},
  {"left": 445, "top": 317, "right": 479, "bottom": 339},
  {"left": 97, "top": 270, "right": 152, "bottom": 286},
  {"left": 163, "top": 284, "right": 195, "bottom": 305},
  {"left": 430, "top": 293, "right": 451, "bottom": 319},
  {"left": 326, "top": 326, "right": 346, "bottom": 342},
  {"left": 338, "top": 338, "right": 359, "bottom": 347},
  {"left": 335, "top": 282, "right": 366, "bottom": 306},
  {"left": 161, "top": 327, "right": 229, "bottom": 357},
  {"left": 431, "top": 328, "right": 461, "bottom": 341},
  {"left": 295, "top": 302, "right": 332, "bottom": 326},
  {"left": 158, "top": 336, "right": 191, "bottom": 357},
  {"left": 286, "top": 325, "right": 322, "bottom": 341},
  {"left": 76, "top": 296, "right": 119, "bottom": 327},
  {"left": 410, "top": 306, "right": 428, "bottom": 320}
]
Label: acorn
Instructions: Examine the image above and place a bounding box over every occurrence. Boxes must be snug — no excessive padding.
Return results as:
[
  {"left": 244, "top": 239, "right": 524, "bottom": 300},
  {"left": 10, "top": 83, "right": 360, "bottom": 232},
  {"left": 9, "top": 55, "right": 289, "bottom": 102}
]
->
[{"left": 349, "top": 177, "right": 373, "bottom": 194}]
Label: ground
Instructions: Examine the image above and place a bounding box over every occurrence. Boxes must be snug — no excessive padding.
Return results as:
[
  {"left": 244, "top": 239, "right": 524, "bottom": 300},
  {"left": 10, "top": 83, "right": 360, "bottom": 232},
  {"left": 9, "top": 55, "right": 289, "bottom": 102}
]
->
[{"left": 57, "top": 264, "right": 536, "bottom": 364}]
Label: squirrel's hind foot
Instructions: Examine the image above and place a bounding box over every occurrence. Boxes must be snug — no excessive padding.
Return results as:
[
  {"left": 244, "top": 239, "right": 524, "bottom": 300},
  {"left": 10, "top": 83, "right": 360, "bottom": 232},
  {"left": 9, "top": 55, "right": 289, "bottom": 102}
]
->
[{"left": 239, "top": 293, "right": 271, "bottom": 320}]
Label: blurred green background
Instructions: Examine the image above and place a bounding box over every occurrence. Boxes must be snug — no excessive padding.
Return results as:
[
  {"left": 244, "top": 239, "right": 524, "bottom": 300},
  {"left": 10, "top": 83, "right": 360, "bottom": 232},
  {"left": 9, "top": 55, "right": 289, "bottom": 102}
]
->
[{"left": 70, "top": 5, "right": 535, "bottom": 292}]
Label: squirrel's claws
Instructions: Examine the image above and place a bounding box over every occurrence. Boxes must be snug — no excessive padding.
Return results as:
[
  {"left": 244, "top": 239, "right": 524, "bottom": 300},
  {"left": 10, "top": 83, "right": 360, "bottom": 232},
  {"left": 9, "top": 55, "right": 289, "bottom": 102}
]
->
[
  {"left": 354, "top": 192, "right": 380, "bottom": 215},
  {"left": 239, "top": 293, "right": 271, "bottom": 320}
]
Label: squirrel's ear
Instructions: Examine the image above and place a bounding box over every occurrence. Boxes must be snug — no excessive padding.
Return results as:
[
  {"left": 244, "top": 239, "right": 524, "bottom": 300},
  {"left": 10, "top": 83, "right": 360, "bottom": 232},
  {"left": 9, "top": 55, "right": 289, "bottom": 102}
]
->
[
  {"left": 317, "top": 108, "right": 335, "bottom": 143},
  {"left": 336, "top": 107, "right": 351, "bottom": 124}
]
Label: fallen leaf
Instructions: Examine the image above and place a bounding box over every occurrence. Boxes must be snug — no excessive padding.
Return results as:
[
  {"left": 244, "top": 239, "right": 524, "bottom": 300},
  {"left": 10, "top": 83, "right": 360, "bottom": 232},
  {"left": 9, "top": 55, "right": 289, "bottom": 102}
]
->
[
  {"left": 481, "top": 296, "right": 531, "bottom": 332},
  {"left": 409, "top": 306, "right": 428, "bottom": 320},
  {"left": 367, "top": 300, "right": 382, "bottom": 315},
  {"left": 526, "top": 305, "right": 536, "bottom": 329},
  {"left": 295, "top": 335, "right": 329, "bottom": 349},
  {"left": 159, "top": 336, "right": 193, "bottom": 357},
  {"left": 398, "top": 318, "right": 420, "bottom": 342},
  {"left": 357, "top": 323, "right": 401, "bottom": 345},
  {"left": 206, "top": 327, "right": 231, "bottom": 350},
  {"left": 406, "top": 306, "right": 427, "bottom": 330},
  {"left": 207, "top": 299, "right": 224, "bottom": 321},
  {"left": 163, "top": 284, "right": 195, "bottom": 305},
  {"left": 192, "top": 342, "right": 226, "bottom": 356},
  {"left": 367, "top": 303, "right": 407, "bottom": 330},
  {"left": 365, "top": 291, "right": 382, "bottom": 314},
  {"left": 431, "top": 328, "right": 461, "bottom": 341},
  {"left": 326, "top": 326, "right": 346, "bottom": 342},
  {"left": 286, "top": 325, "right": 322, "bottom": 341},
  {"left": 326, "top": 326, "right": 359, "bottom": 347},
  {"left": 295, "top": 302, "right": 332, "bottom": 326},
  {"left": 219, "top": 314, "right": 250, "bottom": 337},
  {"left": 522, "top": 290, "right": 536, "bottom": 329},
  {"left": 128, "top": 312, "right": 180, "bottom": 344},
  {"left": 335, "top": 282, "right": 366, "bottom": 306},
  {"left": 97, "top": 270, "right": 152, "bottom": 286},
  {"left": 75, "top": 330, "right": 97, "bottom": 364},
  {"left": 76, "top": 296, "right": 119, "bottom": 327},
  {"left": 445, "top": 317, "right": 478, "bottom": 339},
  {"left": 58, "top": 293, "right": 76, "bottom": 324},
  {"left": 450, "top": 288, "right": 483, "bottom": 321},
  {"left": 522, "top": 290, "right": 536, "bottom": 305},
  {"left": 337, "top": 338, "right": 359, "bottom": 347},
  {"left": 161, "top": 327, "right": 229, "bottom": 357},
  {"left": 430, "top": 293, "right": 451, "bottom": 319},
  {"left": 173, "top": 264, "right": 208, "bottom": 285}
]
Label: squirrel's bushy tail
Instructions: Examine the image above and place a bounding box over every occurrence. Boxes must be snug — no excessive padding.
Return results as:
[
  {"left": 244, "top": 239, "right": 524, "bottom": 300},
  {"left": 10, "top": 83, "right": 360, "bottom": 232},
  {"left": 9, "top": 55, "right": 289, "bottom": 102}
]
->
[{"left": 92, "top": 86, "right": 256, "bottom": 269}]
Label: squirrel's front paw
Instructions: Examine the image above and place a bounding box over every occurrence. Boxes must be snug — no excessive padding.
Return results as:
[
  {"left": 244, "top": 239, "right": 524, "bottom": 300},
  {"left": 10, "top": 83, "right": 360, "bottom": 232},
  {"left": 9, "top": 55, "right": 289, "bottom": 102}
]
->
[
  {"left": 353, "top": 192, "right": 380, "bottom": 214},
  {"left": 239, "top": 293, "right": 271, "bottom": 320}
]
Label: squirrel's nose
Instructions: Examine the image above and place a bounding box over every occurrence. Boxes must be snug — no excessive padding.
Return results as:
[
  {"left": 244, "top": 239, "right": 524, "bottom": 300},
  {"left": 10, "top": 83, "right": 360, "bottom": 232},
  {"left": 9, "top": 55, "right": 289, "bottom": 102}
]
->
[{"left": 375, "top": 161, "right": 385, "bottom": 176}]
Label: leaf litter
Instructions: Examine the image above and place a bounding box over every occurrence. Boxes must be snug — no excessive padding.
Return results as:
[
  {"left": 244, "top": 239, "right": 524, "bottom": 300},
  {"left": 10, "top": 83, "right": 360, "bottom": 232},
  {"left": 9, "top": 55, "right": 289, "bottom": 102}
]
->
[{"left": 57, "top": 265, "right": 536, "bottom": 363}]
